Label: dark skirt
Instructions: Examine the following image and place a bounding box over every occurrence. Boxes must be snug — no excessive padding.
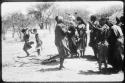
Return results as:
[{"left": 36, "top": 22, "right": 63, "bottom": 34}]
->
[
  {"left": 108, "top": 42, "right": 123, "bottom": 70},
  {"left": 23, "top": 41, "right": 33, "bottom": 50},
  {"left": 68, "top": 36, "right": 77, "bottom": 54},
  {"left": 77, "top": 33, "right": 87, "bottom": 50},
  {"left": 36, "top": 40, "right": 42, "bottom": 48},
  {"left": 97, "top": 42, "right": 108, "bottom": 62},
  {"left": 55, "top": 39, "right": 67, "bottom": 58}
]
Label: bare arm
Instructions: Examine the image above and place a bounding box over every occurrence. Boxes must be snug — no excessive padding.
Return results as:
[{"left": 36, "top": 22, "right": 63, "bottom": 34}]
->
[{"left": 88, "top": 21, "right": 102, "bottom": 31}]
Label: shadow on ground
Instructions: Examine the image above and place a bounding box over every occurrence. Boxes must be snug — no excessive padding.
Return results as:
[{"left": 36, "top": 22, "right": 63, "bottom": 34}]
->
[
  {"left": 78, "top": 68, "right": 120, "bottom": 75},
  {"left": 83, "top": 55, "right": 97, "bottom": 61},
  {"left": 41, "top": 60, "right": 60, "bottom": 66},
  {"left": 38, "top": 67, "right": 60, "bottom": 72},
  {"left": 15, "top": 54, "right": 60, "bottom": 66}
]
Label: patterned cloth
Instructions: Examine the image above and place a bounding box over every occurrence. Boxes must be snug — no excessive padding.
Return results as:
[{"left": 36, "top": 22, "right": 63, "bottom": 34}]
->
[
  {"left": 76, "top": 24, "right": 87, "bottom": 50},
  {"left": 97, "top": 41, "right": 108, "bottom": 62}
]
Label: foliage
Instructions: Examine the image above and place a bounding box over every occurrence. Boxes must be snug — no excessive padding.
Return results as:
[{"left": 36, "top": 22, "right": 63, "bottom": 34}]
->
[
  {"left": 2, "top": 16, "right": 12, "bottom": 40},
  {"left": 27, "top": 2, "right": 55, "bottom": 29},
  {"left": 94, "top": 4, "right": 123, "bottom": 19},
  {"left": 2, "top": 3, "right": 123, "bottom": 41}
]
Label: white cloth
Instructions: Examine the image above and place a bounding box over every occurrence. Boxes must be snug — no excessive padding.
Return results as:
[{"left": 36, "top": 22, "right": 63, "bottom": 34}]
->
[
  {"left": 78, "top": 24, "right": 85, "bottom": 29},
  {"left": 111, "top": 25, "right": 123, "bottom": 37}
]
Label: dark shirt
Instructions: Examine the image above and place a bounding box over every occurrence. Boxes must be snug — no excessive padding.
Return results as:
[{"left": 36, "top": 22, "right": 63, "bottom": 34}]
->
[
  {"left": 99, "top": 24, "right": 110, "bottom": 42},
  {"left": 89, "top": 21, "right": 100, "bottom": 45},
  {"left": 67, "top": 25, "right": 75, "bottom": 38},
  {"left": 23, "top": 34, "right": 30, "bottom": 43}
]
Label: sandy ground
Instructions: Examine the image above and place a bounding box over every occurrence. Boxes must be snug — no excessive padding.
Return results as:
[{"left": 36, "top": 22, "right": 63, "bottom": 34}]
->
[{"left": 2, "top": 30, "right": 124, "bottom": 82}]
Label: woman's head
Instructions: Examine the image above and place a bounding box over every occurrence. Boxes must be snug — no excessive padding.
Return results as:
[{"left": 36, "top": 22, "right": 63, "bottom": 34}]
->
[
  {"left": 99, "top": 17, "right": 107, "bottom": 26},
  {"left": 21, "top": 28, "right": 28, "bottom": 33},
  {"left": 90, "top": 15, "right": 97, "bottom": 22},
  {"left": 76, "top": 16, "right": 85, "bottom": 24},
  {"left": 106, "top": 18, "right": 113, "bottom": 27}
]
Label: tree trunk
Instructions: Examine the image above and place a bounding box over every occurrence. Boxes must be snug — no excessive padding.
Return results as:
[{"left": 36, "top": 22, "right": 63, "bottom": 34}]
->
[
  {"left": 48, "top": 24, "right": 51, "bottom": 32},
  {"left": 45, "top": 22, "right": 48, "bottom": 29},
  {"left": 12, "top": 26, "right": 15, "bottom": 38},
  {"left": 2, "top": 33, "right": 6, "bottom": 40},
  {"left": 39, "top": 23, "right": 44, "bottom": 29},
  {"left": 2, "top": 27, "right": 7, "bottom": 40},
  {"left": 19, "top": 31, "right": 23, "bottom": 41},
  {"left": 12, "top": 31, "right": 15, "bottom": 38}
]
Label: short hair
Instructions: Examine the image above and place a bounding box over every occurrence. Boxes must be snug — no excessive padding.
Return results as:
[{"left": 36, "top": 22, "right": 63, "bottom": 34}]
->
[
  {"left": 74, "top": 12, "right": 77, "bottom": 15},
  {"left": 76, "top": 16, "right": 82, "bottom": 21},
  {"left": 55, "top": 16, "right": 63, "bottom": 23},
  {"left": 33, "top": 29, "right": 37, "bottom": 32},
  {"left": 21, "top": 28, "right": 27, "bottom": 33},
  {"left": 76, "top": 16, "right": 86, "bottom": 24},
  {"left": 25, "top": 34, "right": 30, "bottom": 39},
  {"left": 90, "top": 15, "right": 97, "bottom": 21},
  {"left": 99, "top": 17, "right": 107, "bottom": 23}
]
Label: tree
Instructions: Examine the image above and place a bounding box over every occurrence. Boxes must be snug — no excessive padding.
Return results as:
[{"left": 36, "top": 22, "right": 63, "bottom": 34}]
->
[
  {"left": 2, "top": 16, "right": 12, "bottom": 40},
  {"left": 76, "top": 9, "right": 90, "bottom": 22},
  {"left": 10, "top": 12, "right": 33, "bottom": 41},
  {"left": 27, "top": 2, "right": 54, "bottom": 30},
  {"left": 94, "top": 4, "right": 123, "bottom": 19}
]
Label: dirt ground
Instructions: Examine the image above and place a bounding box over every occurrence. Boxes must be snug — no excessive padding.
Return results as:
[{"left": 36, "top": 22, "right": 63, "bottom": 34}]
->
[{"left": 2, "top": 30, "right": 124, "bottom": 82}]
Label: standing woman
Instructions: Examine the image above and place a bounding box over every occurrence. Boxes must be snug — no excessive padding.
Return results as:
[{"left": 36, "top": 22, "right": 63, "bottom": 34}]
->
[
  {"left": 55, "top": 16, "right": 67, "bottom": 69},
  {"left": 107, "top": 18, "right": 124, "bottom": 72},
  {"left": 76, "top": 17, "right": 87, "bottom": 57}
]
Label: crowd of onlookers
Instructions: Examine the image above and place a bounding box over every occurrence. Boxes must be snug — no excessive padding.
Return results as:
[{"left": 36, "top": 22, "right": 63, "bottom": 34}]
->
[
  {"left": 54, "top": 13, "right": 124, "bottom": 72},
  {"left": 21, "top": 12, "right": 124, "bottom": 73}
]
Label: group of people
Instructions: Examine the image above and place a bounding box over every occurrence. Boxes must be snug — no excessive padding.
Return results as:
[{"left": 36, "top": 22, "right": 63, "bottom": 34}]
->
[
  {"left": 89, "top": 15, "right": 124, "bottom": 72},
  {"left": 55, "top": 15, "right": 88, "bottom": 69},
  {"left": 21, "top": 12, "right": 124, "bottom": 72},
  {"left": 55, "top": 13, "right": 124, "bottom": 72},
  {"left": 22, "top": 28, "right": 42, "bottom": 57}
]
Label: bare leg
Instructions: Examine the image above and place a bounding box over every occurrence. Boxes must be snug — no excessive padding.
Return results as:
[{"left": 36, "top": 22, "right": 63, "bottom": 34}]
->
[
  {"left": 77, "top": 50, "right": 80, "bottom": 58},
  {"left": 104, "top": 60, "right": 107, "bottom": 69},
  {"left": 99, "top": 60, "right": 102, "bottom": 72},
  {"left": 37, "top": 49, "right": 40, "bottom": 56},
  {"left": 80, "top": 50, "right": 82, "bottom": 58},
  {"left": 59, "top": 57, "right": 65, "bottom": 70},
  {"left": 104, "top": 52, "right": 108, "bottom": 70},
  {"left": 82, "top": 49, "right": 85, "bottom": 57},
  {"left": 23, "top": 48, "right": 30, "bottom": 56}
]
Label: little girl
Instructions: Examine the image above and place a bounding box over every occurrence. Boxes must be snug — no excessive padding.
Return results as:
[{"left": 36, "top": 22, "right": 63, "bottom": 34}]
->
[
  {"left": 33, "top": 29, "right": 42, "bottom": 56},
  {"left": 76, "top": 17, "right": 87, "bottom": 57},
  {"left": 22, "top": 28, "right": 34, "bottom": 56}
]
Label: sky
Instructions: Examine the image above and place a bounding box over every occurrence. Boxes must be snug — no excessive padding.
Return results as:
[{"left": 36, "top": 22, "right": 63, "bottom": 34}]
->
[{"left": 1, "top": 1, "right": 123, "bottom": 17}]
